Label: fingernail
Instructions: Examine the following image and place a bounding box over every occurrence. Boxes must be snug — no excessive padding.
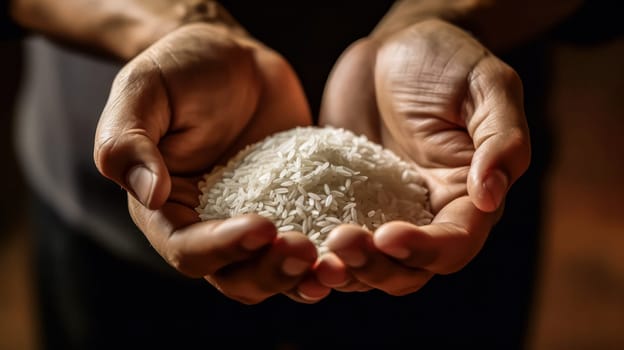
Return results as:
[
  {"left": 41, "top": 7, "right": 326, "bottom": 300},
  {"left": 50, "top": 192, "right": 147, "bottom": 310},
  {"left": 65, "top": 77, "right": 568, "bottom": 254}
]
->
[
  {"left": 241, "top": 234, "right": 270, "bottom": 251},
  {"left": 323, "top": 278, "right": 350, "bottom": 288},
  {"left": 483, "top": 170, "right": 508, "bottom": 210},
  {"left": 336, "top": 250, "right": 367, "bottom": 268},
  {"left": 298, "top": 289, "right": 325, "bottom": 302},
  {"left": 127, "top": 165, "right": 155, "bottom": 206},
  {"left": 382, "top": 245, "right": 410, "bottom": 260},
  {"left": 282, "top": 257, "right": 310, "bottom": 277}
]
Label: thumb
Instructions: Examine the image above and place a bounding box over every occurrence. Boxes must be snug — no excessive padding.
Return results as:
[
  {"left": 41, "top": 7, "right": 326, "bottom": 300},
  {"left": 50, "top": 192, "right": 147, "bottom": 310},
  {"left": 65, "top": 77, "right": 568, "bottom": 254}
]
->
[
  {"left": 466, "top": 57, "right": 531, "bottom": 212},
  {"left": 94, "top": 60, "right": 171, "bottom": 209}
]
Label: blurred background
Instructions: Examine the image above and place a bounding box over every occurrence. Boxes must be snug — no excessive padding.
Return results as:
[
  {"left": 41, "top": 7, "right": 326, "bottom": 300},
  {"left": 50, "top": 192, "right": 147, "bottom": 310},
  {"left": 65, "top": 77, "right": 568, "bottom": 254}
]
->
[{"left": 1, "top": 11, "right": 623, "bottom": 350}]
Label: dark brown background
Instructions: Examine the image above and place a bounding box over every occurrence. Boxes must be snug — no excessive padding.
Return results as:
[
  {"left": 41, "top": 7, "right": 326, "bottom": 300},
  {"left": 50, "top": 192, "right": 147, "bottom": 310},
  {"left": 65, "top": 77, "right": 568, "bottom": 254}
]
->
[{"left": 1, "top": 26, "right": 623, "bottom": 350}]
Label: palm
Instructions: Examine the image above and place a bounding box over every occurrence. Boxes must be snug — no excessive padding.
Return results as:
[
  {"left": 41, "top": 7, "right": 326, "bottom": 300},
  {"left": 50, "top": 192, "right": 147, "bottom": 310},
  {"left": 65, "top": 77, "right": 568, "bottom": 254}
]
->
[
  {"left": 137, "top": 24, "right": 311, "bottom": 228},
  {"left": 96, "top": 23, "right": 317, "bottom": 304},
  {"left": 322, "top": 23, "right": 483, "bottom": 215},
  {"left": 318, "top": 20, "right": 528, "bottom": 295}
]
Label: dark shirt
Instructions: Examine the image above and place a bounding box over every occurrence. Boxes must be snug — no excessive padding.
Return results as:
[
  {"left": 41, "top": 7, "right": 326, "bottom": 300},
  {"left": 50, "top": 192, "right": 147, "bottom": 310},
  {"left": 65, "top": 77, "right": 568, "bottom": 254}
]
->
[
  {"left": 12, "top": 0, "right": 622, "bottom": 277},
  {"left": 1, "top": 2, "right": 23, "bottom": 39}
]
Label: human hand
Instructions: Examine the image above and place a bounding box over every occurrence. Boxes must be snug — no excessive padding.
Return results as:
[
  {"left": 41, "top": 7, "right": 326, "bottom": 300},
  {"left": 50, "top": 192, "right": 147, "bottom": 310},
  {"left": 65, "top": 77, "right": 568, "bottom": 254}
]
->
[
  {"left": 94, "top": 22, "right": 320, "bottom": 304},
  {"left": 318, "top": 19, "right": 531, "bottom": 295}
]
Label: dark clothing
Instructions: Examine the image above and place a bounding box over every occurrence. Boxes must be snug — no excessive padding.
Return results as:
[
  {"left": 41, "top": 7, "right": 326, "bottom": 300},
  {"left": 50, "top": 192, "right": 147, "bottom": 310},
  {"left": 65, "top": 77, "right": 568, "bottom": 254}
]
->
[
  {"left": 1, "top": 2, "right": 24, "bottom": 39},
  {"left": 34, "top": 170, "right": 542, "bottom": 349},
  {"left": 29, "top": 47, "right": 550, "bottom": 350},
  {"left": 17, "top": 1, "right": 610, "bottom": 349}
]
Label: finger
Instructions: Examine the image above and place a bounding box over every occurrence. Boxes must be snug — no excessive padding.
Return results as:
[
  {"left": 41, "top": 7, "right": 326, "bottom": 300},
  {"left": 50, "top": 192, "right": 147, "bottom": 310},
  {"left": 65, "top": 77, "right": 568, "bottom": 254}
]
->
[
  {"left": 130, "top": 198, "right": 278, "bottom": 278},
  {"left": 94, "top": 58, "right": 171, "bottom": 209},
  {"left": 319, "top": 38, "right": 381, "bottom": 142},
  {"left": 313, "top": 252, "right": 371, "bottom": 292},
  {"left": 208, "top": 231, "right": 317, "bottom": 305},
  {"left": 465, "top": 56, "right": 531, "bottom": 212},
  {"left": 333, "top": 281, "right": 373, "bottom": 293},
  {"left": 312, "top": 251, "right": 349, "bottom": 288},
  {"left": 285, "top": 274, "right": 332, "bottom": 304},
  {"left": 283, "top": 252, "right": 356, "bottom": 301},
  {"left": 374, "top": 196, "right": 501, "bottom": 275},
  {"left": 324, "top": 225, "right": 433, "bottom": 296}
]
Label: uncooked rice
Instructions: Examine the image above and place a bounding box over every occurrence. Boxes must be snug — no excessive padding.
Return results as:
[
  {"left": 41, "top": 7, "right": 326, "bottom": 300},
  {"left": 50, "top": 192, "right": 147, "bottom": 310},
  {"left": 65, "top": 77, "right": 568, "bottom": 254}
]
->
[{"left": 196, "top": 126, "right": 433, "bottom": 253}]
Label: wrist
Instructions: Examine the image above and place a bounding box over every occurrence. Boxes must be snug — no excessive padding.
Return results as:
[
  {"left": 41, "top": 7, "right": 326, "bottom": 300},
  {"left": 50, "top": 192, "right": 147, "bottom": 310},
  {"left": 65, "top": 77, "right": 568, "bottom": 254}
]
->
[
  {"left": 372, "top": 0, "right": 583, "bottom": 54},
  {"left": 10, "top": 0, "right": 244, "bottom": 62},
  {"left": 371, "top": 1, "right": 480, "bottom": 41},
  {"left": 114, "top": 1, "right": 245, "bottom": 60}
]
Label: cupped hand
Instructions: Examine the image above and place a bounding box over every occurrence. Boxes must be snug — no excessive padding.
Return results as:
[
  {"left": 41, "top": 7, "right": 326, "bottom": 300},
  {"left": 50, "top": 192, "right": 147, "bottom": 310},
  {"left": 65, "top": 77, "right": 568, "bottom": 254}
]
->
[
  {"left": 94, "top": 22, "right": 319, "bottom": 304},
  {"left": 318, "top": 19, "right": 531, "bottom": 295}
]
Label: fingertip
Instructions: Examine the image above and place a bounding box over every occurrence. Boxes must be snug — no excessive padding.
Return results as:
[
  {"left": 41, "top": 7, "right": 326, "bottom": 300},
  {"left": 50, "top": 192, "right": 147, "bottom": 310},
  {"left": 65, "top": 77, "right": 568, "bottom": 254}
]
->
[
  {"left": 374, "top": 222, "right": 421, "bottom": 259},
  {"left": 274, "top": 230, "right": 318, "bottom": 263},
  {"left": 95, "top": 130, "right": 171, "bottom": 209},
  {"left": 126, "top": 164, "right": 171, "bottom": 209},
  {"left": 297, "top": 276, "right": 331, "bottom": 302},
  {"left": 276, "top": 233, "right": 317, "bottom": 278},
  {"left": 229, "top": 215, "right": 277, "bottom": 251},
  {"left": 127, "top": 165, "right": 154, "bottom": 206},
  {"left": 314, "top": 252, "right": 348, "bottom": 288},
  {"left": 469, "top": 169, "right": 508, "bottom": 213},
  {"left": 323, "top": 225, "right": 372, "bottom": 268},
  {"left": 323, "top": 224, "right": 371, "bottom": 250},
  {"left": 281, "top": 257, "right": 313, "bottom": 277},
  {"left": 483, "top": 169, "right": 509, "bottom": 211}
]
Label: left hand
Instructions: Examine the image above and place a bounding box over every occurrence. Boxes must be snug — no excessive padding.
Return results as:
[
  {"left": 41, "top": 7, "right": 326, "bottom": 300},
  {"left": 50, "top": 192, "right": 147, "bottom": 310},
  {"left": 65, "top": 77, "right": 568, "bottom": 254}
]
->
[
  {"left": 94, "top": 23, "right": 320, "bottom": 304},
  {"left": 317, "top": 19, "right": 531, "bottom": 295}
]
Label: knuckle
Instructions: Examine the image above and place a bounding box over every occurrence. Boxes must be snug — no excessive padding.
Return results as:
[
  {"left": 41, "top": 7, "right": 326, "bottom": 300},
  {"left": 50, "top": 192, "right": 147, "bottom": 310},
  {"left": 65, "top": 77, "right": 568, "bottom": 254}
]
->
[
  {"left": 93, "top": 130, "right": 152, "bottom": 179},
  {"left": 93, "top": 135, "right": 116, "bottom": 176},
  {"left": 218, "top": 42, "right": 258, "bottom": 81},
  {"left": 165, "top": 249, "right": 203, "bottom": 278},
  {"left": 111, "top": 58, "right": 159, "bottom": 97},
  {"left": 510, "top": 129, "right": 532, "bottom": 169},
  {"left": 226, "top": 44, "right": 257, "bottom": 71},
  {"left": 165, "top": 249, "right": 185, "bottom": 273},
  {"left": 346, "top": 37, "right": 377, "bottom": 60},
  {"left": 498, "top": 64, "right": 523, "bottom": 93}
]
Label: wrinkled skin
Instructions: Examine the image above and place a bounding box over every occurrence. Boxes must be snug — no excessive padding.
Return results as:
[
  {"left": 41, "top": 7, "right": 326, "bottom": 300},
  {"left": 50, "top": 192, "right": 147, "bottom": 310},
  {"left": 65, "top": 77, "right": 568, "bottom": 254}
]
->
[
  {"left": 95, "top": 23, "right": 326, "bottom": 304},
  {"left": 318, "top": 19, "right": 531, "bottom": 295},
  {"left": 94, "top": 19, "right": 531, "bottom": 303}
]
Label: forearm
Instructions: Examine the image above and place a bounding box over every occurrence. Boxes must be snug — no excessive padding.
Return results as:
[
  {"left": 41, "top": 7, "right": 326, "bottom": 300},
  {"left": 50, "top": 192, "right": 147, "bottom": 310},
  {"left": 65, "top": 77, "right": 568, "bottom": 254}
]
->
[
  {"left": 373, "top": 0, "right": 584, "bottom": 53},
  {"left": 9, "top": 0, "right": 241, "bottom": 61}
]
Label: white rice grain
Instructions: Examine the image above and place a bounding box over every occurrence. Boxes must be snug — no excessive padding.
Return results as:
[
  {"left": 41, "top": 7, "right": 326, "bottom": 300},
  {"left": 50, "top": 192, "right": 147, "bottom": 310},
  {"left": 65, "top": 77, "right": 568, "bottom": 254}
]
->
[{"left": 196, "top": 126, "right": 432, "bottom": 251}]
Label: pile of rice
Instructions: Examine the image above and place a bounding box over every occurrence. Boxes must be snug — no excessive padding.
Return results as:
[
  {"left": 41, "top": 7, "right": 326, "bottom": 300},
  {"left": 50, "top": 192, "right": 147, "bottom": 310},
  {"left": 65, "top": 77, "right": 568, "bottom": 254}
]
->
[{"left": 196, "top": 126, "right": 433, "bottom": 251}]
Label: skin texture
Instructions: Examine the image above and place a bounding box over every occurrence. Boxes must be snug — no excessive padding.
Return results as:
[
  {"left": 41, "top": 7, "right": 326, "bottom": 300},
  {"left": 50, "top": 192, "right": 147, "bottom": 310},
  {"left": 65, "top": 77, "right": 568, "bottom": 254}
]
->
[
  {"left": 94, "top": 18, "right": 531, "bottom": 302},
  {"left": 85, "top": 0, "right": 582, "bottom": 303},
  {"left": 94, "top": 23, "right": 326, "bottom": 304},
  {"left": 10, "top": 0, "right": 244, "bottom": 60},
  {"left": 319, "top": 19, "right": 531, "bottom": 295},
  {"left": 10, "top": 0, "right": 583, "bottom": 304}
]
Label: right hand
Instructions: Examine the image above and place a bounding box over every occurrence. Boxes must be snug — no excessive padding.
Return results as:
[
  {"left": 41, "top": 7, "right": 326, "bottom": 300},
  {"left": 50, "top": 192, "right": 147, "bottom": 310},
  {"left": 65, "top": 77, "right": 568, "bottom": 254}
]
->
[
  {"left": 94, "top": 22, "right": 323, "bottom": 304},
  {"left": 318, "top": 19, "right": 531, "bottom": 295}
]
